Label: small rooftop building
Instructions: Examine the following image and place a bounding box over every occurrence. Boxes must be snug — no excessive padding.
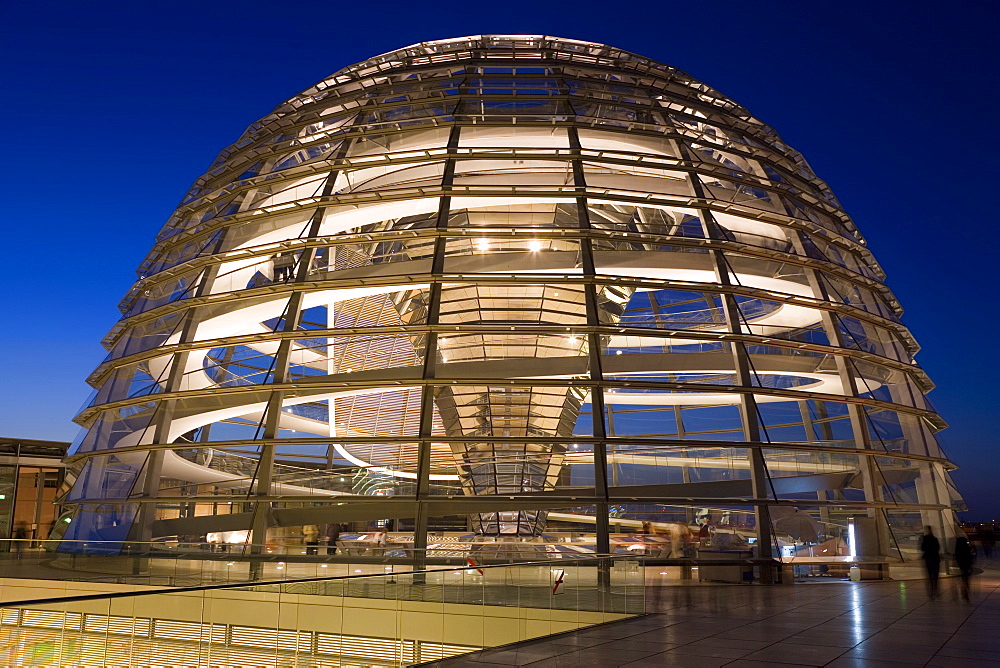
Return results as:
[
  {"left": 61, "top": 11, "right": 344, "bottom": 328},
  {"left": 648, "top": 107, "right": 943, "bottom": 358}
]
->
[{"left": 0, "top": 437, "right": 68, "bottom": 546}]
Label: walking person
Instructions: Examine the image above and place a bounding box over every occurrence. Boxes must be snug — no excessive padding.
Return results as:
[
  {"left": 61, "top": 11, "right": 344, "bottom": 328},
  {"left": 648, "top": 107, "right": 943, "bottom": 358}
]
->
[
  {"left": 373, "top": 530, "right": 387, "bottom": 557},
  {"left": 326, "top": 523, "right": 342, "bottom": 555},
  {"left": 954, "top": 535, "right": 975, "bottom": 601},
  {"left": 920, "top": 526, "right": 941, "bottom": 597},
  {"left": 272, "top": 252, "right": 296, "bottom": 282},
  {"left": 983, "top": 530, "right": 996, "bottom": 560},
  {"left": 303, "top": 524, "right": 320, "bottom": 555},
  {"left": 12, "top": 524, "right": 27, "bottom": 558}
]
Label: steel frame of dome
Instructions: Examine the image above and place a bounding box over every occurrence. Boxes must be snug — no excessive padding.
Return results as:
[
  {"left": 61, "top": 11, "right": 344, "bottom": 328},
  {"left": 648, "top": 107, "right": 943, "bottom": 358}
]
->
[{"left": 62, "top": 35, "right": 963, "bottom": 572}]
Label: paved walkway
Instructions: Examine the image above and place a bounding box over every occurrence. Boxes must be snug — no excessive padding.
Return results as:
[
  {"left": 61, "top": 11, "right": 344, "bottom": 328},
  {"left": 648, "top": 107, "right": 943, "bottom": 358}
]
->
[{"left": 425, "top": 563, "right": 1000, "bottom": 667}]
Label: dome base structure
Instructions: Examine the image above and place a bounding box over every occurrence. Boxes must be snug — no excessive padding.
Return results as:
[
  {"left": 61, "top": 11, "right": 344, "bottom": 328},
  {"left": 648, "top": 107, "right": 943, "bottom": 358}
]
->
[{"left": 61, "top": 36, "right": 964, "bottom": 577}]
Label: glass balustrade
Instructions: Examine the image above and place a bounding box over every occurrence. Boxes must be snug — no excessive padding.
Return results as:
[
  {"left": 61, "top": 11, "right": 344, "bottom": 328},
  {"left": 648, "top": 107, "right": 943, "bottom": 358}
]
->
[{"left": 0, "top": 555, "right": 644, "bottom": 667}]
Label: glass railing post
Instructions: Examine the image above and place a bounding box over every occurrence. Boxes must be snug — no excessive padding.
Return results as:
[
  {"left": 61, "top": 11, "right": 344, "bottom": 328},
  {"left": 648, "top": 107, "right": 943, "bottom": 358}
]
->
[
  {"left": 270, "top": 584, "right": 282, "bottom": 667},
  {"left": 597, "top": 554, "right": 612, "bottom": 608},
  {"left": 392, "top": 569, "right": 403, "bottom": 666},
  {"left": 51, "top": 600, "right": 68, "bottom": 666}
]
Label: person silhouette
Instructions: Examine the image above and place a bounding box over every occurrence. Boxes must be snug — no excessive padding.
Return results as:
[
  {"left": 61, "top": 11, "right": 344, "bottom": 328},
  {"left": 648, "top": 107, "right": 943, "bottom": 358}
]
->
[
  {"left": 954, "top": 535, "right": 975, "bottom": 601},
  {"left": 920, "top": 526, "right": 941, "bottom": 597},
  {"left": 12, "top": 523, "right": 27, "bottom": 556},
  {"left": 272, "top": 252, "right": 296, "bottom": 281}
]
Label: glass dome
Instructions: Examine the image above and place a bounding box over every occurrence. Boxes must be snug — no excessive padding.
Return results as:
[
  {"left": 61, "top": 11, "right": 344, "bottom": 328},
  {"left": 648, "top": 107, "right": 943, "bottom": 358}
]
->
[{"left": 62, "top": 36, "right": 962, "bottom": 574}]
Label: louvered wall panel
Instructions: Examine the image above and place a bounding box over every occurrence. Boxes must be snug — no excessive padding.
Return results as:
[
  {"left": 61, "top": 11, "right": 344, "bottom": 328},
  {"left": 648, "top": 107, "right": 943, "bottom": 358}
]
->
[
  {"left": 230, "top": 624, "right": 311, "bottom": 652},
  {"left": 21, "top": 609, "right": 82, "bottom": 631},
  {"left": 2, "top": 606, "right": 478, "bottom": 665},
  {"left": 316, "top": 632, "right": 416, "bottom": 662},
  {"left": 84, "top": 613, "right": 152, "bottom": 637},
  {"left": 153, "top": 618, "right": 226, "bottom": 643},
  {"left": 419, "top": 641, "right": 479, "bottom": 660}
]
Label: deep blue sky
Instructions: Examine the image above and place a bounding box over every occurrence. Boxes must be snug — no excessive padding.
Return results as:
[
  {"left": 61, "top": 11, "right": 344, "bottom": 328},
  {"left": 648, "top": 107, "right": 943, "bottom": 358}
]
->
[{"left": 2, "top": 1, "right": 997, "bottom": 518}]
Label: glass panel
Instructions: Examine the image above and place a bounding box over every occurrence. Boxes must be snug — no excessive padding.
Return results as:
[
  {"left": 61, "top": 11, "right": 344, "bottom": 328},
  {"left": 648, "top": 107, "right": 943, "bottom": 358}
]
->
[
  {"left": 144, "top": 230, "right": 222, "bottom": 277},
  {"left": 121, "top": 268, "right": 202, "bottom": 318},
  {"left": 106, "top": 313, "right": 184, "bottom": 362},
  {"left": 822, "top": 274, "right": 898, "bottom": 322},
  {"left": 453, "top": 159, "right": 573, "bottom": 188},
  {"left": 583, "top": 161, "right": 691, "bottom": 196},
  {"left": 58, "top": 501, "right": 140, "bottom": 551},
  {"left": 64, "top": 453, "right": 147, "bottom": 502},
  {"left": 336, "top": 160, "right": 445, "bottom": 194},
  {"left": 577, "top": 127, "right": 676, "bottom": 155},
  {"left": 438, "top": 283, "right": 589, "bottom": 326},
  {"left": 459, "top": 125, "right": 569, "bottom": 148},
  {"left": 698, "top": 174, "right": 785, "bottom": 214},
  {"left": 589, "top": 204, "right": 705, "bottom": 239},
  {"left": 436, "top": 332, "right": 588, "bottom": 367},
  {"left": 442, "top": 236, "right": 581, "bottom": 268},
  {"left": 244, "top": 173, "right": 328, "bottom": 211},
  {"left": 264, "top": 139, "right": 342, "bottom": 174},
  {"left": 219, "top": 211, "right": 313, "bottom": 252},
  {"left": 89, "top": 358, "right": 169, "bottom": 408},
  {"left": 346, "top": 127, "right": 452, "bottom": 157},
  {"left": 72, "top": 402, "right": 159, "bottom": 454}
]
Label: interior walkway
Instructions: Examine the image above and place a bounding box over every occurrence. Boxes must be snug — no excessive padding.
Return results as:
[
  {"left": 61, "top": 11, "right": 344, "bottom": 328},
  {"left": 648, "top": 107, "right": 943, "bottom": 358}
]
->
[{"left": 424, "top": 560, "right": 1000, "bottom": 667}]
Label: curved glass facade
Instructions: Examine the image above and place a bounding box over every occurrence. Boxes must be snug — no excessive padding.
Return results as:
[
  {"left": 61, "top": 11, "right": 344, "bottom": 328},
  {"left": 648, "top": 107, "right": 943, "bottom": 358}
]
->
[{"left": 63, "top": 35, "right": 963, "bottom": 569}]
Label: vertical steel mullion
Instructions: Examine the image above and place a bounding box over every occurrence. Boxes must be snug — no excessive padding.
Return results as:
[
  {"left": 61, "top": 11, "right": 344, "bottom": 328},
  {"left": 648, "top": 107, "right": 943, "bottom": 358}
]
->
[
  {"left": 413, "top": 125, "right": 461, "bottom": 563},
  {"left": 569, "top": 126, "right": 610, "bottom": 556},
  {"left": 675, "top": 405, "right": 695, "bottom": 526},
  {"left": 715, "top": 254, "right": 777, "bottom": 581},
  {"left": 287, "top": 142, "right": 361, "bottom": 473},
  {"left": 692, "top": 177, "right": 777, "bottom": 580},
  {"left": 248, "top": 293, "right": 303, "bottom": 568},
  {"left": 792, "top": 229, "right": 890, "bottom": 565},
  {"left": 135, "top": 239, "right": 228, "bottom": 544},
  {"left": 798, "top": 399, "right": 836, "bottom": 527},
  {"left": 247, "top": 158, "right": 349, "bottom": 569}
]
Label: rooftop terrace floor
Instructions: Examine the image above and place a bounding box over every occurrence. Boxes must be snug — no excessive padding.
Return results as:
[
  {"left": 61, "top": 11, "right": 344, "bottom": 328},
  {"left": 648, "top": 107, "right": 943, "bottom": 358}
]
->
[{"left": 427, "top": 557, "right": 1000, "bottom": 667}]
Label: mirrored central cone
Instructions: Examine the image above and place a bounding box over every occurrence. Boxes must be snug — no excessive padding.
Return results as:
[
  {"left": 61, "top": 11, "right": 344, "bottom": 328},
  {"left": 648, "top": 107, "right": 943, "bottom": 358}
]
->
[{"left": 399, "top": 274, "right": 629, "bottom": 536}]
